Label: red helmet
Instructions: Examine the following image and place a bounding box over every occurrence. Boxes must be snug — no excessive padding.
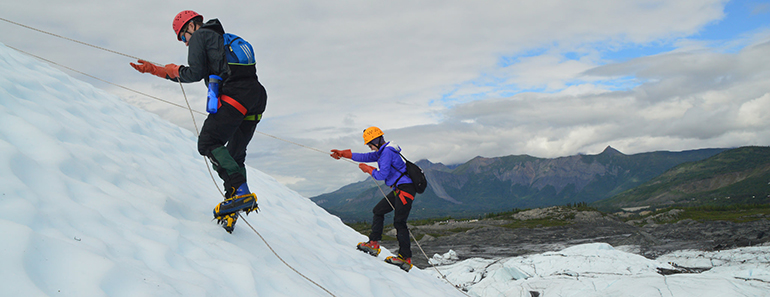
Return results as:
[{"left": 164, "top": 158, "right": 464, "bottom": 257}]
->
[{"left": 173, "top": 10, "right": 202, "bottom": 41}]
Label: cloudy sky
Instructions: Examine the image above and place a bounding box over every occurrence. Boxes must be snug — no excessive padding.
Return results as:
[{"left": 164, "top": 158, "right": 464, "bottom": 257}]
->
[{"left": 2, "top": 0, "right": 770, "bottom": 197}]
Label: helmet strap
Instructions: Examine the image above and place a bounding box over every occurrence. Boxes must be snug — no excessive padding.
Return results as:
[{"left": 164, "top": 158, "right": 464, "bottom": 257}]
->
[{"left": 370, "top": 136, "right": 385, "bottom": 149}]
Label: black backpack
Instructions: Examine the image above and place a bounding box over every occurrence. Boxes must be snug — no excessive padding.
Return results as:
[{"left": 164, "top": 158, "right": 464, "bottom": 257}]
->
[{"left": 393, "top": 151, "right": 428, "bottom": 194}]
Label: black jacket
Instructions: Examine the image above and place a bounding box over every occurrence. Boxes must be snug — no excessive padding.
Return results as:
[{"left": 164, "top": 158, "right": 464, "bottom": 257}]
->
[{"left": 173, "top": 19, "right": 266, "bottom": 116}]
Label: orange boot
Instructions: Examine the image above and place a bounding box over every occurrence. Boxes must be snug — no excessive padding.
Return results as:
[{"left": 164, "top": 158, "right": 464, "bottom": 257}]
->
[
  {"left": 385, "top": 254, "right": 413, "bottom": 272},
  {"left": 356, "top": 241, "right": 381, "bottom": 257}
]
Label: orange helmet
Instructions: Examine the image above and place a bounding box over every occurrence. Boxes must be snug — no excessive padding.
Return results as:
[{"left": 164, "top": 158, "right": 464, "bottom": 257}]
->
[
  {"left": 173, "top": 10, "right": 202, "bottom": 41},
  {"left": 363, "top": 127, "right": 384, "bottom": 144}
]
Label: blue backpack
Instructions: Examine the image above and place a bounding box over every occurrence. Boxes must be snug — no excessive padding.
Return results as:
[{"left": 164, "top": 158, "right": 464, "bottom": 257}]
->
[{"left": 223, "top": 33, "right": 255, "bottom": 66}]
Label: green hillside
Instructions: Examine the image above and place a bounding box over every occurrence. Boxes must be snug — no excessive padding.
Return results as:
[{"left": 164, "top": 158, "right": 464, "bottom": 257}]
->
[{"left": 594, "top": 146, "right": 770, "bottom": 211}]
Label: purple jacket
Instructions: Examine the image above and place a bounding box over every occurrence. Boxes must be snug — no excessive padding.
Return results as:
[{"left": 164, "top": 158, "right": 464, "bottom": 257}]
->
[{"left": 352, "top": 142, "right": 413, "bottom": 187}]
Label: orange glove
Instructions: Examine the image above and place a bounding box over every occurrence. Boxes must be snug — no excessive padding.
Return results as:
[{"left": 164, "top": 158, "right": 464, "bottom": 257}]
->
[
  {"left": 359, "top": 163, "right": 376, "bottom": 175},
  {"left": 130, "top": 60, "right": 180, "bottom": 79},
  {"left": 330, "top": 149, "right": 352, "bottom": 160},
  {"left": 163, "top": 63, "right": 180, "bottom": 78}
]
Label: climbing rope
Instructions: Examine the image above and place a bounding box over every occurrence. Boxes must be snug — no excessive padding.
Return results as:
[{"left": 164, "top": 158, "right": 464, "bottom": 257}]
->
[
  {"left": 0, "top": 17, "right": 147, "bottom": 62},
  {"left": 4, "top": 44, "right": 225, "bottom": 198},
  {"left": 240, "top": 216, "right": 337, "bottom": 297},
  {"left": 369, "top": 179, "right": 471, "bottom": 296},
  {"left": 2, "top": 17, "right": 467, "bottom": 296},
  {"left": 4, "top": 45, "right": 193, "bottom": 112},
  {"left": 174, "top": 79, "right": 226, "bottom": 199}
]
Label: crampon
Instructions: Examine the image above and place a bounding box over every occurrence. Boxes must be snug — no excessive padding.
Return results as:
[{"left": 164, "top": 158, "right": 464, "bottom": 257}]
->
[
  {"left": 356, "top": 241, "right": 381, "bottom": 257},
  {"left": 217, "top": 212, "right": 239, "bottom": 233},
  {"left": 385, "top": 255, "right": 413, "bottom": 272},
  {"left": 213, "top": 193, "right": 259, "bottom": 233}
]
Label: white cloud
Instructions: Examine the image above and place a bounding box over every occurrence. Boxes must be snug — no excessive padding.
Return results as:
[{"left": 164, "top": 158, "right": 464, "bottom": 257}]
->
[
  {"left": 4, "top": 0, "right": 767, "bottom": 197},
  {"left": 737, "top": 93, "right": 770, "bottom": 127}
]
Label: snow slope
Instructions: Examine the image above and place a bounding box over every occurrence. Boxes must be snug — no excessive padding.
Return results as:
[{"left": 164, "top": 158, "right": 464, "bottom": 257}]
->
[{"left": 0, "top": 42, "right": 466, "bottom": 297}]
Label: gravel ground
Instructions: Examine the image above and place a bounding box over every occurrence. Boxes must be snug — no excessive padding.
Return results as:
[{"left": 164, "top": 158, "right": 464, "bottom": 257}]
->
[{"left": 375, "top": 210, "right": 770, "bottom": 268}]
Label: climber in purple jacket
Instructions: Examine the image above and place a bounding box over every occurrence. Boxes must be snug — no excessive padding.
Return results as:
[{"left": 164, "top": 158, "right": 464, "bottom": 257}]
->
[{"left": 330, "top": 126, "right": 416, "bottom": 271}]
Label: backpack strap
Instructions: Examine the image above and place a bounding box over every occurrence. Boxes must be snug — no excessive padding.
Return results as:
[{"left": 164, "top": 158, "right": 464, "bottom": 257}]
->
[
  {"left": 226, "top": 36, "right": 242, "bottom": 47},
  {"left": 390, "top": 150, "right": 408, "bottom": 187},
  {"left": 225, "top": 35, "right": 242, "bottom": 57},
  {"left": 392, "top": 164, "right": 406, "bottom": 187}
]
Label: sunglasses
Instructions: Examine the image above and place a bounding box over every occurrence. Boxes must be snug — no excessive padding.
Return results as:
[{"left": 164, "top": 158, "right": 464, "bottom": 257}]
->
[{"left": 179, "top": 31, "right": 189, "bottom": 43}]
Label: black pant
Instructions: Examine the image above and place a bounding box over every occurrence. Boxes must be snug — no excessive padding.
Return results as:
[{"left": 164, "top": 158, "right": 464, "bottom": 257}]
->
[
  {"left": 369, "top": 183, "right": 416, "bottom": 259},
  {"left": 198, "top": 82, "right": 267, "bottom": 195}
]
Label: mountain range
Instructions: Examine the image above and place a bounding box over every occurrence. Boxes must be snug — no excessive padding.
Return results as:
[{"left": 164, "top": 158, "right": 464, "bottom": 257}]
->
[{"left": 310, "top": 146, "right": 729, "bottom": 222}]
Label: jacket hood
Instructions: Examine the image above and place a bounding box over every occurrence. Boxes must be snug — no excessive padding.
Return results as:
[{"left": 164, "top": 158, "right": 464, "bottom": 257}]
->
[
  {"left": 201, "top": 19, "right": 225, "bottom": 35},
  {"left": 381, "top": 141, "right": 401, "bottom": 153}
]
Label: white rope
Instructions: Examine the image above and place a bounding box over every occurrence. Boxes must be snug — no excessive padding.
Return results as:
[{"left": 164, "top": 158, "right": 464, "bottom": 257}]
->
[
  {"left": 369, "top": 178, "right": 472, "bottom": 297},
  {"left": 0, "top": 17, "right": 152, "bottom": 63},
  {"left": 240, "top": 216, "right": 337, "bottom": 297},
  {"left": 172, "top": 79, "right": 226, "bottom": 198}
]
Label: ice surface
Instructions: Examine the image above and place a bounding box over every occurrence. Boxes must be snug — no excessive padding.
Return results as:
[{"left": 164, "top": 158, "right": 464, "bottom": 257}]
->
[{"left": 430, "top": 243, "right": 770, "bottom": 296}]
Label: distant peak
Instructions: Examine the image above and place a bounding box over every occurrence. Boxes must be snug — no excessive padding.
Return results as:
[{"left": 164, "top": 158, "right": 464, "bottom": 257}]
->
[{"left": 600, "top": 146, "right": 624, "bottom": 156}]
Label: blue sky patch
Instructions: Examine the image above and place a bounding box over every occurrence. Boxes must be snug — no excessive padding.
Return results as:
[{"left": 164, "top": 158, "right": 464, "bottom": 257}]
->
[{"left": 438, "top": 0, "right": 770, "bottom": 107}]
